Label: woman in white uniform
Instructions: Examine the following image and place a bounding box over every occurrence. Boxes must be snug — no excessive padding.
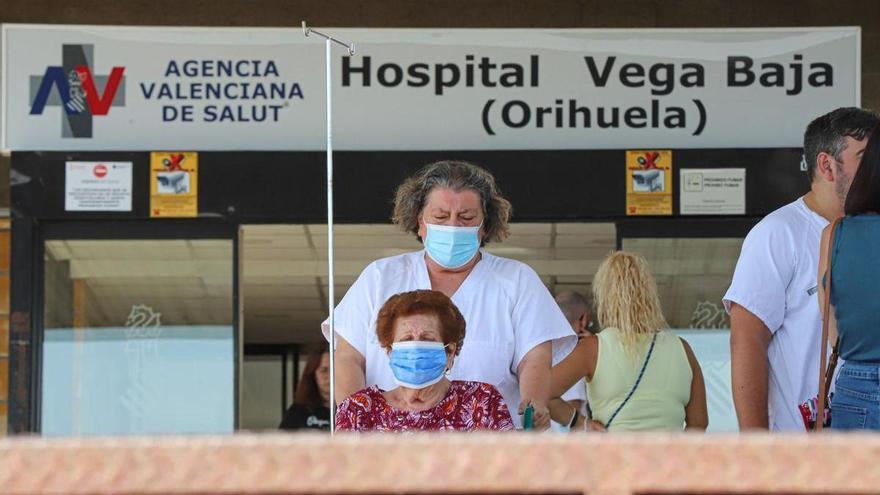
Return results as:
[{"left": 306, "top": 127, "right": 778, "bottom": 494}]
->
[{"left": 324, "top": 160, "right": 579, "bottom": 429}]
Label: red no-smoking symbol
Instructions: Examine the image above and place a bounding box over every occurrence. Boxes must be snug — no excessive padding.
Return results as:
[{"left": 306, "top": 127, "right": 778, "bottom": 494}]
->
[{"left": 93, "top": 164, "right": 108, "bottom": 178}]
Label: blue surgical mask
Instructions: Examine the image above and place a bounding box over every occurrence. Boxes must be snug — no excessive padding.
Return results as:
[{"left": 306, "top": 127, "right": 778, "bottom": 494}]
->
[
  {"left": 389, "top": 341, "right": 450, "bottom": 389},
  {"left": 424, "top": 223, "right": 481, "bottom": 269}
]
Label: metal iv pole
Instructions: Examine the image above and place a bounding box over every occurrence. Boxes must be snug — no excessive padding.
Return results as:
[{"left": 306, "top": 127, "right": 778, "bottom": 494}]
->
[{"left": 302, "top": 21, "right": 355, "bottom": 436}]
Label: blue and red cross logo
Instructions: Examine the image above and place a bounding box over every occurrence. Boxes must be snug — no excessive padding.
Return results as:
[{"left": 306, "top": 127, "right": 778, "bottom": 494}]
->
[{"left": 29, "top": 44, "right": 126, "bottom": 138}]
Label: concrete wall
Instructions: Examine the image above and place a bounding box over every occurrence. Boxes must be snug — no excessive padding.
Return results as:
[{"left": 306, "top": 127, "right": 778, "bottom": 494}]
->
[
  {"left": 4, "top": 433, "right": 880, "bottom": 493},
  {"left": 1, "top": 0, "right": 877, "bottom": 109}
]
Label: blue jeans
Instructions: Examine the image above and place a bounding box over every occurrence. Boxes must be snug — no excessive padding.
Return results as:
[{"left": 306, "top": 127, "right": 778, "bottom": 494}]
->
[{"left": 831, "top": 361, "right": 880, "bottom": 430}]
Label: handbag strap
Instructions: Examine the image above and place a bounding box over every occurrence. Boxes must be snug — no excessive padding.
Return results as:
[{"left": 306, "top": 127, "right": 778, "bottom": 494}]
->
[
  {"left": 605, "top": 332, "right": 658, "bottom": 429},
  {"left": 815, "top": 217, "right": 842, "bottom": 432}
]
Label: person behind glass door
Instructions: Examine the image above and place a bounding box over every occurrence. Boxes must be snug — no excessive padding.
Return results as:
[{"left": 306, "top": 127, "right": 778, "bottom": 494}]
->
[
  {"left": 279, "top": 348, "right": 331, "bottom": 431},
  {"left": 549, "top": 290, "right": 591, "bottom": 430},
  {"left": 335, "top": 290, "right": 513, "bottom": 432},
  {"left": 819, "top": 124, "right": 880, "bottom": 430},
  {"left": 322, "top": 160, "right": 581, "bottom": 430},
  {"left": 550, "top": 252, "right": 708, "bottom": 431}
]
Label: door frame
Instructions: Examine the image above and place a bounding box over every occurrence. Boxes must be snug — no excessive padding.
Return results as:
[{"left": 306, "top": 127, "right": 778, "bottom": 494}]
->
[
  {"left": 10, "top": 218, "right": 240, "bottom": 433},
  {"left": 615, "top": 217, "right": 760, "bottom": 248}
]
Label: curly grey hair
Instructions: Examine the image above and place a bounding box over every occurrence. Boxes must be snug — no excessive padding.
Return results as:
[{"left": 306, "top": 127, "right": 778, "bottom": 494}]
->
[{"left": 392, "top": 160, "right": 512, "bottom": 245}]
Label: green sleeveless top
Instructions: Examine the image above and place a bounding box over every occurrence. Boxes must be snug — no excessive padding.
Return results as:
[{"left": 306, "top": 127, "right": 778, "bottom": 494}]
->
[{"left": 588, "top": 328, "right": 692, "bottom": 431}]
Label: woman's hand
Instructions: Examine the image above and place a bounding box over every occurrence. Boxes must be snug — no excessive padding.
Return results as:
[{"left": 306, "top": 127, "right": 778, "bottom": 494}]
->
[
  {"left": 518, "top": 399, "right": 551, "bottom": 431},
  {"left": 571, "top": 415, "right": 606, "bottom": 432},
  {"left": 584, "top": 419, "right": 606, "bottom": 432},
  {"left": 517, "top": 342, "right": 552, "bottom": 431}
]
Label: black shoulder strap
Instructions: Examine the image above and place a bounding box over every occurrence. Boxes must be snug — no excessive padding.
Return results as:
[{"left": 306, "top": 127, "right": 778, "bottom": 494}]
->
[{"left": 604, "top": 332, "right": 658, "bottom": 429}]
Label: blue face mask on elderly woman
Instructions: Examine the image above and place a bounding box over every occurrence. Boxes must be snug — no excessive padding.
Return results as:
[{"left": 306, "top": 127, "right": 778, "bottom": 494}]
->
[
  {"left": 424, "top": 223, "right": 481, "bottom": 269},
  {"left": 389, "top": 341, "right": 450, "bottom": 389}
]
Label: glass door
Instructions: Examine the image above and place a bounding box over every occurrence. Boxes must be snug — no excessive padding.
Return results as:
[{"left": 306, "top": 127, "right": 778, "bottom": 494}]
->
[{"left": 39, "top": 222, "right": 238, "bottom": 435}]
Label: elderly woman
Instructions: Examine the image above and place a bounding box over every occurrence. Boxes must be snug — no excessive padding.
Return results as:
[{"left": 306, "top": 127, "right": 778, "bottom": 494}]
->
[
  {"left": 324, "top": 160, "right": 579, "bottom": 429},
  {"left": 549, "top": 252, "right": 708, "bottom": 431},
  {"left": 335, "top": 290, "right": 513, "bottom": 431}
]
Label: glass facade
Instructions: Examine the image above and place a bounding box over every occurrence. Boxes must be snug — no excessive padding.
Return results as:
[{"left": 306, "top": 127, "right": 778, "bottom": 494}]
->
[
  {"left": 41, "top": 240, "right": 234, "bottom": 435},
  {"left": 24, "top": 227, "right": 748, "bottom": 434}
]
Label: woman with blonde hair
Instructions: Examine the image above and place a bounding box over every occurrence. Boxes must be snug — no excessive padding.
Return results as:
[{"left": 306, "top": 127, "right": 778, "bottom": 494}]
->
[{"left": 549, "top": 251, "right": 708, "bottom": 431}]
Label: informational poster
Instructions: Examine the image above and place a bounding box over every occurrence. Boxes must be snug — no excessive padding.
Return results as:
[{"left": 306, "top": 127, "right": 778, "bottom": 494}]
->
[
  {"left": 150, "top": 151, "right": 198, "bottom": 217},
  {"left": 65, "top": 161, "right": 132, "bottom": 211},
  {"left": 625, "top": 150, "right": 672, "bottom": 216},
  {"left": 680, "top": 168, "right": 746, "bottom": 215}
]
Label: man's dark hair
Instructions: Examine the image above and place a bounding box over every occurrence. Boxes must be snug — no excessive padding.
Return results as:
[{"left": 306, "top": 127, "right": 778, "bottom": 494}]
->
[
  {"left": 803, "top": 107, "right": 879, "bottom": 180},
  {"left": 845, "top": 124, "right": 880, "bottom": 215}
]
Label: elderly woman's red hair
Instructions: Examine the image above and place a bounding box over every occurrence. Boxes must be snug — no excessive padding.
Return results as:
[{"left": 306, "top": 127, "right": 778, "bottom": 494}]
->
[{"left": 375, "top": 290, "right": 465, "bottom": 355}]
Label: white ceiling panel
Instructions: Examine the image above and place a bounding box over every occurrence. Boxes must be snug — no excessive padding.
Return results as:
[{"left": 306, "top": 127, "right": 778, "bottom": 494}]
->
[
  {"left": 310, "top": 235, "right": 420, "bottom": 249},
  {"left": 306, "top": 224, "right": 405, "bottom": 236},
  {"left": 555, "top": 223, "right": 617, "bottom": 235},
  {"left": 506, "top": 223, "right": 553, "bottom": 235}
]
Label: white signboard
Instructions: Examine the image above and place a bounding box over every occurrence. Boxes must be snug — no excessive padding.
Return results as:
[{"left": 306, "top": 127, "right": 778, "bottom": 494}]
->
[
  {"left": 680, "top": 168, "right": 746, "bottom": 215},
  {"left": 65, "top": 161, "right": 133, "bottom": 211},
  {"left": 2, "top": 25, "right": 860, "bottom": 151}
]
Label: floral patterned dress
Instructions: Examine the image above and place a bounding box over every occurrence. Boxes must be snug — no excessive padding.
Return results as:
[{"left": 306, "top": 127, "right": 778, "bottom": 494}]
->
[{"left": 335, "top": 380, "right": 514, "bottom": 432}]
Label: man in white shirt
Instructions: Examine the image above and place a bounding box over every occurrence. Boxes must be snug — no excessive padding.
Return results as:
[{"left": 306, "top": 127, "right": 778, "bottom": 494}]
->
[{"left": 724, "top": 107, "right": 878, "bottom": 431}]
